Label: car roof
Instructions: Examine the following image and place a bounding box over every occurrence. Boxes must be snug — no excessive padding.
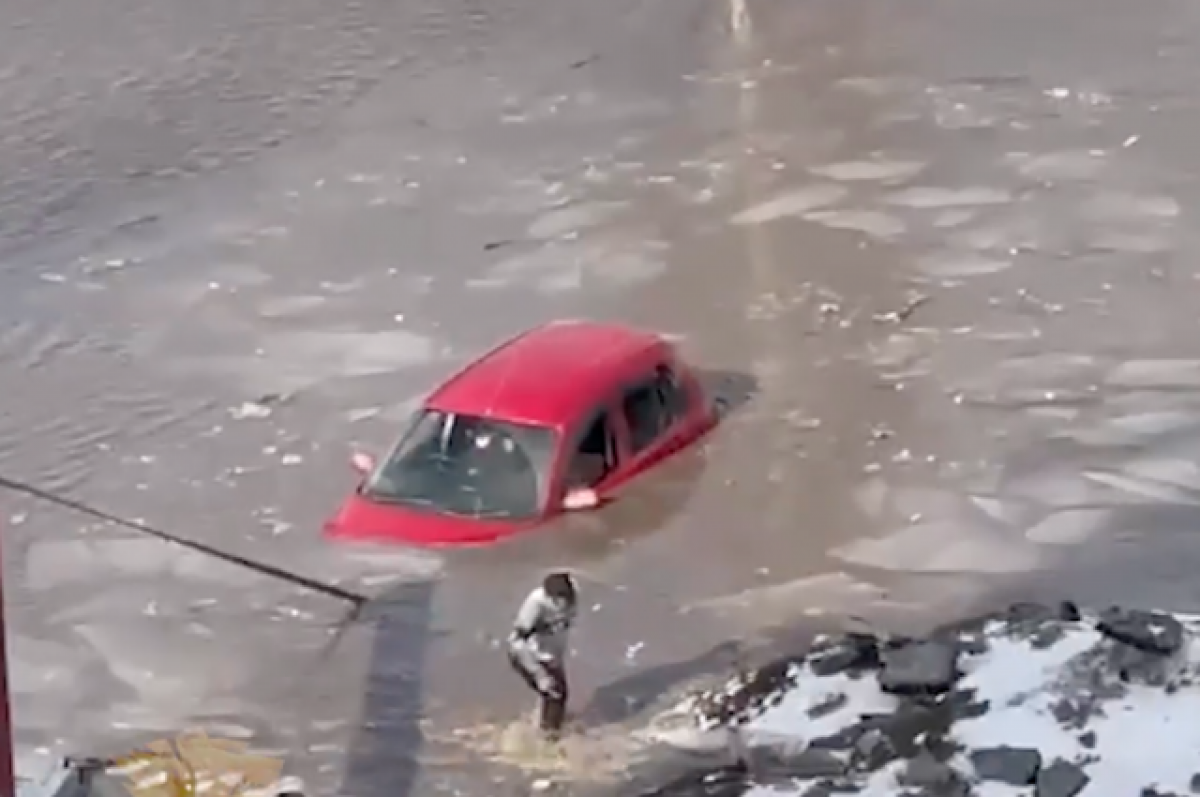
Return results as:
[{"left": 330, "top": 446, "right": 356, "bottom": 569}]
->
[{"left": 426, "top": 320, "right": 665, "bottom": 428}]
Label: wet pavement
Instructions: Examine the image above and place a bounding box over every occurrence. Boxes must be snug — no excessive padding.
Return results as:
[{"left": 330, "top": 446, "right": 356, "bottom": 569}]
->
[{"left": 6, "top": 0, "right": 1200, "bottom": 794}]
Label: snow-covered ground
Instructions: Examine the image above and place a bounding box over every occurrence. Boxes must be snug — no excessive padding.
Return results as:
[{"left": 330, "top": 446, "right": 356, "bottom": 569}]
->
[{"left": 640, "top": 603, "right": 1200, "bottom": 797}]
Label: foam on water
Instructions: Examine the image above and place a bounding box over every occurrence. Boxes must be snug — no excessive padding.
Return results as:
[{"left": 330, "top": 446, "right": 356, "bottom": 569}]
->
[
  {"left": 802, "top": 209, "right": 907, "bottom": 240},
  {"left": 808, "top": 160, "right": 927, "bottom": 183},
  {"left": 730, "top": 184, "right": 849, "bottom": 225},
  {"left": 883, "top": 186, "right": 1011, "bottom": 210}
]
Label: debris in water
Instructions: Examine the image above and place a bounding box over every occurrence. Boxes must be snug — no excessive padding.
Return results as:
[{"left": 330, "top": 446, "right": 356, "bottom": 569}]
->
[
  {"left": 874, "top": 293, "right": 931, "bottom": 324},
  {"left": 231, "top": 402, "right": 273, "bottom": 420},
  {"left": 346, "top": 407, "right": 381, "bottom": 423}
]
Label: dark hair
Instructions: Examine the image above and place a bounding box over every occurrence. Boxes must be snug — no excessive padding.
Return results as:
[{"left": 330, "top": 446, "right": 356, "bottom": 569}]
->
[{"left": 543, "top": 571, "right": 576, "bottom": 603}]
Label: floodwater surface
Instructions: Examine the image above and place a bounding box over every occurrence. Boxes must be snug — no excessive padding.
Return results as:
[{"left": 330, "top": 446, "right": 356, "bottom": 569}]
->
[{"left": 5, "top": 0, "right": 1200, "bottom": 794}]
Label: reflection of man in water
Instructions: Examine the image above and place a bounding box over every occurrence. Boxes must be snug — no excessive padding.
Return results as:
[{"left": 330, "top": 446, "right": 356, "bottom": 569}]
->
[{"left": 506, "top": 572, "right": 578, "bottom": 740}]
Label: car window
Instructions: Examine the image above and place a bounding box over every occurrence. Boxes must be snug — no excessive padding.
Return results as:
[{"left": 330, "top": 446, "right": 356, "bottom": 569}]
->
[
  {"left": 566, "top": 411, "right": 617, "bottom": 489},
  {"left": 623, "top": 365, "right": 687, "bottom": 454},
  {"left": 361, "top": 410, "right": 558, "bottom": 520},
  {"left": 653, "top": 365, "right": 687, "bottom": 420}
]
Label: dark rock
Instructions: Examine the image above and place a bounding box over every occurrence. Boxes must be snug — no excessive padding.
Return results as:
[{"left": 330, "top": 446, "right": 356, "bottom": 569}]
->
[
  {"left": 1030, "top": 623, "right": 1067, "bottom": 649},
  {"left": 1077, "top": 731, "right": 1096, "bottom": 749},
  {"left": 923, "top": 734, "right": 961, "bottom": 763},
  {"left": 807, "top": 692, "right": 849, "bottom": 719},
  {"left": 1191, "top": 772, "right": 1200, "bottom": 793},
  {"left": 1098, "top": 607, "right": 1184, "bottom": 656},
  {"left": 953, "top": 633, "right": 989, "bottom": 656},
  {"left": 900, "top": 752, "right": 964, "bottom": 790},
  {"left": 810, "top": 633, "right": 881, "bottom": 676},
  {"left": 852, "top": 729, "right": 898, "bottom": 772},
  {"left": 1035, "top": 760, "right": 1090, "bottom": 797},
  {"left": 1143, "top": 789, "right": 1183, "bottom": 797},
  {"left": 879, "top": 640, "right": 960, "bottom": 696},
  {"left": 944, "top": 688, "right": 990, "bottom": 720},
  {"left": 1007, "top": 602, "right": 1064, "bottom": 624},
  {"left": 1050, "top": 698, "right": 1092, "bottom": 729},
  {"left": 800, "top": 779, "right": 859, "bottom": 797},
  {"left": 859, "top": 696, "right": 958, "bottom": 760},
  {"left": 809, "top": 725, "right": 866, "bottom": 751},
  {"left": 994, "top": 602, "right": 1082, "bottom": 647},
  {"left": 636, "top": 764, "right": 748, "bottom": 797},
  {"left": 1059, "top": 601, "right": 1082, "bottom": 622},
  {"left": 969, "top": 746, "right": 1042, "bottom": 785},
  {"left": 745, "top": 744, "right": 846, "bottom": 780},
  {"left": 693, "top": 658, "right": 800, "bottom": 727},
  {"left": 927, "top": 783, "right": 971, "bottom": 797}
]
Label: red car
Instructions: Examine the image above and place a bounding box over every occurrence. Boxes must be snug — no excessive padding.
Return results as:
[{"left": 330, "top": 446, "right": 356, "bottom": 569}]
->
[{"left": 323, "top": 320, "right": 720, "bottom": 546}]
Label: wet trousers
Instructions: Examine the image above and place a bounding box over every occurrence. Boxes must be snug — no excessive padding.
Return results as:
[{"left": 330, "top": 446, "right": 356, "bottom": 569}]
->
[{"left": 507, "top": 650, "right": 569, "bottom": 736}]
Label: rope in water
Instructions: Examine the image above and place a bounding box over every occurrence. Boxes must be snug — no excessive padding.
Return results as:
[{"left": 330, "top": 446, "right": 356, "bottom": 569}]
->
[{"left": 0, "top": 474, "right": 367, "bottom": 611}]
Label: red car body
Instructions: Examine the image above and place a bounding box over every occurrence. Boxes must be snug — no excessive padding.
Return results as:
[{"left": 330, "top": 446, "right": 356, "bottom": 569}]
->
[{"left": 323, "top": 320, "right": 719, "bottom": 547}]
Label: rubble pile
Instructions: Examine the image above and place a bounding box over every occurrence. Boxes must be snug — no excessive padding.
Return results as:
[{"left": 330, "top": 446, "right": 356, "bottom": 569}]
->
[{"left": 639, "top": 602, "right": 1200, "bottom": 797}]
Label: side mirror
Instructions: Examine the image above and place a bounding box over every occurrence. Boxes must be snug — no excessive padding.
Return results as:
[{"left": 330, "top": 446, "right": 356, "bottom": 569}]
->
[
  {"left": 350, "top": 451, "right": 376, "bottom": 475},
  {"left": 562, "top": 487, "right": 600, "bottom": 511}
]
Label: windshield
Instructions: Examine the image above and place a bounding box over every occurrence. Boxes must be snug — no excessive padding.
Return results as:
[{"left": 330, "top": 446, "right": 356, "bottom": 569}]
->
[{"left": 361, "top": 410, "right": 558, "bottom": 521}]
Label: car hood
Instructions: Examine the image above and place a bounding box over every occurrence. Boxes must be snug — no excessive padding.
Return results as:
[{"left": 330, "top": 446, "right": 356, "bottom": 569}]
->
[{"left": 323, "top": 491, "right": 532, "bottom": 547}]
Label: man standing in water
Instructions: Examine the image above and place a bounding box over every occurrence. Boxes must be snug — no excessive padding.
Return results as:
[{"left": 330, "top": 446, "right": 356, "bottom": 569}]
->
[{"left": 506, "top": 571, "right": 578, "bottom": 740}]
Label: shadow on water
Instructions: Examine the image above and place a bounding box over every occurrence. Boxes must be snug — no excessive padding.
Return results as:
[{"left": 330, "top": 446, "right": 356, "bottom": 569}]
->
[
  {"left": 339, "top": 578, "right": 437, "bottom": 797},
  {"left": 578, "top": 639, "right": 743, "bottom": 728},
  {"left": 695, "top": 368, "right": 760, "bottom": 421},
  {"left": 581, "top": 607, "right": 842, "bottom": 732},
  {"left": 990, "top": 418, "right": 1200, "bottom": 614}
]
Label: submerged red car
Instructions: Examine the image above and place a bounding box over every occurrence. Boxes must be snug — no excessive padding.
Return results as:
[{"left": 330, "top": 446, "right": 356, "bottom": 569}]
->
[{"left": 323, "top": 320, "right": 720, "bottom": 546}]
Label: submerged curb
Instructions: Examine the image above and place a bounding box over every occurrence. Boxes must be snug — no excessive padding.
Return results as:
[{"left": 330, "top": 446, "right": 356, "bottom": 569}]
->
[{"left": 627, "top": 602, "right": 1200, "bottom": 797}]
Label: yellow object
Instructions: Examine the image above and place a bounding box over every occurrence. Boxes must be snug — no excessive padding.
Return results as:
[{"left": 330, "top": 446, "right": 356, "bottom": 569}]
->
[{"left": 109, "top": 732, "right": 284, "bottom": 797}]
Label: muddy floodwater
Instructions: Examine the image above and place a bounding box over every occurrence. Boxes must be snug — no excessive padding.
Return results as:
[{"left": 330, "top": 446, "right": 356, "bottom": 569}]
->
[{"left": 6, "top": 0, "right": 1200, "bottom": 794}]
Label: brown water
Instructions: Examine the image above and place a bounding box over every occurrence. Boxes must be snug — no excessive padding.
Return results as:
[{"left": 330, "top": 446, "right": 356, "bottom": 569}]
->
[{"left": 7, "top": 0, "right": 1200, "bottom": 795}]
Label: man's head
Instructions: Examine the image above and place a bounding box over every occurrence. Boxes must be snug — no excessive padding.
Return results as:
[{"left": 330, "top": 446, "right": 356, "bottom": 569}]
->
[{"left": 543, "top": 571, "right": 577, "bottom": 607}]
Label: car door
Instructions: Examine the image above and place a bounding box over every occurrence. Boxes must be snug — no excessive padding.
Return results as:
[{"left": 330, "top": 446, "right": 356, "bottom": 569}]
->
[
  {"left": 617, "top": 363, "right": 692, "bottom": 480},
  {"left": 559, "top": 403, "right": 624, "bottom": 500}
]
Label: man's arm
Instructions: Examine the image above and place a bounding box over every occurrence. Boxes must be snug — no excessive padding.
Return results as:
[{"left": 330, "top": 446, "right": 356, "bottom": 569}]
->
[{"left": 510, "top": 590, "right": 548, "bottom": 642}]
